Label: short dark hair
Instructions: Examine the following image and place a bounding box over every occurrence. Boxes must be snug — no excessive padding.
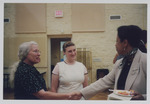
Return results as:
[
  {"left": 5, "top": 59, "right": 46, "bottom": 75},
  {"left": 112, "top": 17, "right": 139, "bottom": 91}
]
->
[
  {"left": 139, "top": 30, "right": 147, "bottom": 53},
  {"left": 117, "top": 25, "right": 142, "bottom": 48},
  {"left": 140, "top": 30, "right": 147, "bottom": 44},
  {"left": 63, "top": 41, "right": 75, "bottom": 52}
]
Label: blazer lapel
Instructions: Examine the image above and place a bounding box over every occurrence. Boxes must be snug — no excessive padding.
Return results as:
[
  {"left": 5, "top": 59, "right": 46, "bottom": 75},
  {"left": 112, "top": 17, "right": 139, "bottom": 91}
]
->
[{"left": 125, "top": 50, "right": 141, "bottom": 90}]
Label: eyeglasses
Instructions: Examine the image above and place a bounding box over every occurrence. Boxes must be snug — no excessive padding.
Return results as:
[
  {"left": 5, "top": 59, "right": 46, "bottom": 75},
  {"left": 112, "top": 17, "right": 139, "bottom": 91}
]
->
[{"left": 32, "top": 50, "right": 41, "bottom": 54}]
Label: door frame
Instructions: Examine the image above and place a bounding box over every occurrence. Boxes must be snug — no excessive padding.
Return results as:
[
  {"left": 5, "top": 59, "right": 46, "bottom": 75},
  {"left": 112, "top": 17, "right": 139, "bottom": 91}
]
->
[{"left": 47, "top": 34, "right": 72, "bottom": 88}]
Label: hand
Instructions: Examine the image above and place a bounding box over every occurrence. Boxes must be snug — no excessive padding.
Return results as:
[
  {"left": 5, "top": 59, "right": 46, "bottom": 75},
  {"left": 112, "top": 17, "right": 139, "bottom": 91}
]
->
[
  {"left": 131, "top": 92, "right": 144, "bottom": 100},
  {"left": 68, "top": 92, "right": 82, "bottom": 100}
]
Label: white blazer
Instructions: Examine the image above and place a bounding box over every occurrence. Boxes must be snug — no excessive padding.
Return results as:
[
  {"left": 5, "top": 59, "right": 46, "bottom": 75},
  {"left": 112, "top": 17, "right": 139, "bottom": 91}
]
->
[{"left": 80, "top": 49, "right": 147, "bottom": 99}]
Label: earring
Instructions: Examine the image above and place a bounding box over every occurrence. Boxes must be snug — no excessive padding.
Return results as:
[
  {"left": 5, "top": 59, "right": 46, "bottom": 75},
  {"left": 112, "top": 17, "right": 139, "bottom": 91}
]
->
[{"left": 124, "top": 47, "right": 126, "bottom": 51}]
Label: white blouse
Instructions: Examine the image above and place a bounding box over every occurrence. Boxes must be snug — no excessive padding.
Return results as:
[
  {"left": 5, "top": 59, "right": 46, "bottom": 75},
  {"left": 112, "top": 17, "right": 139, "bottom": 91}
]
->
[{"left": 52, "top": 61, "right": 88, "bottom": 99}]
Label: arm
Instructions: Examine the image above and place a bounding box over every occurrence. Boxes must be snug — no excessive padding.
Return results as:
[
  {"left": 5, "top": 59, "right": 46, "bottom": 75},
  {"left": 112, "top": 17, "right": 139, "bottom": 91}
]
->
[
  {"left": 136, "top": 52, "right": 147, "bottom": 100},
  {"left": 82, "top": 63, "right": 88, "bottom": 88},
  {"left": 131, "top": 92, "right": 144, "bottom": 100},
  {"left": 80, "top": 64, "right": 118, "bottom": 100},
  {"left": 80, "top": 74, "right": 114, "bottom": 99},
  {"left": 51, "top": 64, "right": 59, "bottom": 92},
  {"left": 51, "top": 74, "right": 59, "bottom": 92},
  {"left": 83, "top": 74, "right": 88, "bottom": 88},
  {"left": 33, "top": 89, "right": 70, "bottom": 100}
]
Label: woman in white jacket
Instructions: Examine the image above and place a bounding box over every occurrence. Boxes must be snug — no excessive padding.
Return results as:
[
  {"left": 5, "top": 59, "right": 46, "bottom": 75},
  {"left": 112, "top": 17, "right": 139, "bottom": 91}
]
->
[{"left": 76, "top": 25, "right": 147, "bottom": 100}]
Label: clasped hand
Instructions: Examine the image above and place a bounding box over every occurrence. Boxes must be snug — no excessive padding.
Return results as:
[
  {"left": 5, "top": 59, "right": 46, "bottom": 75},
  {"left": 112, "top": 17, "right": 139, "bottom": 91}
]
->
[
  {"left": 131, "top": 92, "right": 144, "bottom": 100},
  {"left": 68, "top": 92, "right": 82, "bottom": 100}
]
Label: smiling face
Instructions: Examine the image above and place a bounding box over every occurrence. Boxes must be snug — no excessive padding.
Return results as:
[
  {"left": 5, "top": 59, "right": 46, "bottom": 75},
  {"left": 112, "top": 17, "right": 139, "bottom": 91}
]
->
[
  {"left": 64, "top": 46, "right": 76, "bottom": 62},
  {"left": 24, "top": 44, "right": 41, "bottom": 66}
]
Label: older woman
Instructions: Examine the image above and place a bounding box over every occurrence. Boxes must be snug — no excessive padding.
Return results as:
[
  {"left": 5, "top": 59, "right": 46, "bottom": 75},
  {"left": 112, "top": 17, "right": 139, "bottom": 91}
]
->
[
  {"left": 51, "top": 41, "right": 88, "bottom": 100},
  {"left": 13, "top": 41, "right": 80, "bottom": 99},
  {"left": 76, "top": 25, "right": 147, "bottom": 100}
]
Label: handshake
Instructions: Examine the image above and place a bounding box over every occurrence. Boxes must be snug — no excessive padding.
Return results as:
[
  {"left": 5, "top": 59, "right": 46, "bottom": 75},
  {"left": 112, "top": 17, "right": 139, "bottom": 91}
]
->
[{"left": 67, "top": 91, "right": 83, "bottom": 100}]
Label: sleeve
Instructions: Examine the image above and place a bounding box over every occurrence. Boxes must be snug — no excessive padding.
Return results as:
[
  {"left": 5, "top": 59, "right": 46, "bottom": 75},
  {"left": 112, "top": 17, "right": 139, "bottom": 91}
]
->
[
  {"left": 52, "top": 64, "right": 59, "bottom": 75},
  {"left": 142, "top": 53, "right": 147, "bottom": 77},
  {"left": 141, "top": 53, "right": 147, "bottom": 99},
  {"left": 20, "top": 71, "right": 44, "bottom": 94},
  {"left": 82, "top": 64, "right": 88, "bottom": 74},
  {"left": 80, "top": 64, "right": 117, "bottom": 99}
]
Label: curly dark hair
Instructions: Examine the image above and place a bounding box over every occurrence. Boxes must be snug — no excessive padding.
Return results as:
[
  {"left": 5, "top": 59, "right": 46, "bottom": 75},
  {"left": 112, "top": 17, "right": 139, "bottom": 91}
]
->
[{"left": 117, "top": 25, "right": 142, "bottom": 48}]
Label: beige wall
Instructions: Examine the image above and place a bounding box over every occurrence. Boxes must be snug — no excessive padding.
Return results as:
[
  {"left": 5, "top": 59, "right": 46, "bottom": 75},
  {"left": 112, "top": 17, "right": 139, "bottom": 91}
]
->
[
  {"left": 47, "top": 3, "right": 72, "bottom": 34},
  {"left": 72, "top": 4, "right": 147, "bottom": 82},
  {"left": 4, "top": 3, "right": 147, "bottom": 87}
]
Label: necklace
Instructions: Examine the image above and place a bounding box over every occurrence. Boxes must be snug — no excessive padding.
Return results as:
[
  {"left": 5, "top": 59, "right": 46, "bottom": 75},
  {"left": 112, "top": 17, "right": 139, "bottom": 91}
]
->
[{"left": 64, "top": 60, "right": 75, "bottom": 65}]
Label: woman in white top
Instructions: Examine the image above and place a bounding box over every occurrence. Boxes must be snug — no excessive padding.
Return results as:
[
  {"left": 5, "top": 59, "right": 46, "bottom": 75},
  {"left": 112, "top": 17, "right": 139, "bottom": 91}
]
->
[{"left": 51, "top": 41, "right": 88, "bottom": 100}]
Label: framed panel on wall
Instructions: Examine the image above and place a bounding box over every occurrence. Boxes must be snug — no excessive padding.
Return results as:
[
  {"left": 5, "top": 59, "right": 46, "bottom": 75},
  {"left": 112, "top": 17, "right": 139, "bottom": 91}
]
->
[
  {"left": 72, "top": 4, "right": 105, "bottom": 32},
  {"left": 15, "top": 3, "right": 46, "bottom": 33}
]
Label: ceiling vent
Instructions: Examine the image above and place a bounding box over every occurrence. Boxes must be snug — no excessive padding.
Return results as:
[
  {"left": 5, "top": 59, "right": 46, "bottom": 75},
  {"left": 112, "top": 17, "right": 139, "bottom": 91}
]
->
[{"left": 110, "top": 15, "right": 121, "bottom": 20}]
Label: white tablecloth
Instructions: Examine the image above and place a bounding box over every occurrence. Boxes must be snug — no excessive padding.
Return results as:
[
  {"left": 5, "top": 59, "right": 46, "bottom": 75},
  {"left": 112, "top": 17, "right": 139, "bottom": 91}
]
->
[{"left": 107, "top": 93, "right": 132, "bottom": 100}]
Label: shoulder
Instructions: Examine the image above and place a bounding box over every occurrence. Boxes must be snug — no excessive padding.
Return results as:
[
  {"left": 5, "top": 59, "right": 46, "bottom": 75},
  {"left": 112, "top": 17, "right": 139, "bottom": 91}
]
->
[
  {"left": 136, "top": 49, "right": 147, "bottom": 75},
  {"left": 15, "top": 65, "right": 31, "bottom": 80},
  {"left": 137, "top": 49, "right": 146, "bottom": 56},
  {"left": 136, "top": 49, "right": 147, "bottom": 63},
  {"left": 16, "top": 65, "right": 28, "bottom": 74},
  {"left": 16, "top": 62, "right": 36, "bottom": 76},
  {"left": 56, "top": 62, "right": 65, "bottom": 67},
  {"left": 75, "top": 61, "right": 87, "bottom": 70},
  {"left": 57, "top": 61, "right": 65, "bottom": 65},
  {"left": 138, "top": 50, "right": 147, "bottom": 66},
  {"left": 140, "top": 50, "right": 147, "bottom": 59},
  {"left": 76, "top": 61, "right": 83, "bottom": 65},
  {"left": 75, "top": 61, "right": 85, "bottom": 66}
]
